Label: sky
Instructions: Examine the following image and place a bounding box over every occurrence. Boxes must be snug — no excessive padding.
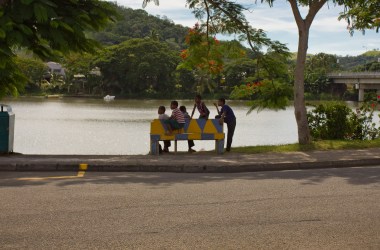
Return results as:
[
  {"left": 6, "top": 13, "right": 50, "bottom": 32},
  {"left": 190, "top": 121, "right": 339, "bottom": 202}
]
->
[{"left": 116, "top": 0, "right": 379, "bottom": 56}]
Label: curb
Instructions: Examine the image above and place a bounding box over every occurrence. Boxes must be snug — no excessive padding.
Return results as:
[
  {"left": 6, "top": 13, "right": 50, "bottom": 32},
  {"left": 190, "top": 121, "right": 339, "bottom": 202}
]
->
[{"left": 1, "top": 158, "right": 380, "bottom": 173}]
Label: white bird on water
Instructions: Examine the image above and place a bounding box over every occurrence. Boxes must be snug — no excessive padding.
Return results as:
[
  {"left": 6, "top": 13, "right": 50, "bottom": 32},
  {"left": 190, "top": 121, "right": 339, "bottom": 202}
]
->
[{"left": 103, "top": 95, "right": 115, "bottom": 101}]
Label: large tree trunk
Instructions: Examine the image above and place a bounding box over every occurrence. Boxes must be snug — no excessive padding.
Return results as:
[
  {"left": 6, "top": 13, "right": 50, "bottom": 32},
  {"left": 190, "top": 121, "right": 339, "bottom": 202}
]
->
[
  {"left": 289, "top": 0, "right": 326, "bottom": 144},
  {"left": 294, "top": 27, "right": 311, "bottom": 144}
]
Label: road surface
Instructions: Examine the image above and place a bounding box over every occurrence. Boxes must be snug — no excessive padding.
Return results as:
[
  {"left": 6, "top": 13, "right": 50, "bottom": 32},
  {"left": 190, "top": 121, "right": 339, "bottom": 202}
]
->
[{"left": 0, "top": 166, "right": 379, "bottom": 249}]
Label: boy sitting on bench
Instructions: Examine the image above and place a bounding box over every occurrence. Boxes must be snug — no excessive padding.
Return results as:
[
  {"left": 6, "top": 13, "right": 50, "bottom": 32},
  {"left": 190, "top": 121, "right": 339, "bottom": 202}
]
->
[{"left": 164, "top": 100, "right": 186, "bottom": 135}]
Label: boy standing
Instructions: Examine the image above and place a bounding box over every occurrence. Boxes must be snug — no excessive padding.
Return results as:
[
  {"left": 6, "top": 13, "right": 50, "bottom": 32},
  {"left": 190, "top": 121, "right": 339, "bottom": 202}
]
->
[
  {"left": 180, "top": 105, "right": 196, "bottom": 153},
  {"left": 214, "top": 98, "right": 236, "bottom": 152},
  {"left": 191, "top": 94, "right": 210, "bottom": 119}
]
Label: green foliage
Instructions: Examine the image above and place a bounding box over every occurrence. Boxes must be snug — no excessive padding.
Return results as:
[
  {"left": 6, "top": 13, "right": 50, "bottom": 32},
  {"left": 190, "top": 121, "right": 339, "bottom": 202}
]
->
[
  {"left": 95, "top": 38, "right": 179, "bottom": 95},
  {"left": 89, "top": 6, "right": 188, "bottom": 49},
  {"left": 0, "top": 0, "right": 118, "bottom": 59},
  {"left": 338, "top": 0, "right": 380, "bottom": 33},
  {"left": 305, "top": 92, "right": 335, "bottom": 101},
  {"left": 174, "top": 68, "right": 196, "bottom": 94},
  {"left": 304, "top": 53, "right": 340, "bottom": 95},
  {"left": 230, "top": 79, "right": 293, "bottom": 113},
  {"left": 337, "top": 51, "right": 380, "bottom": 71},
  {"left": 61, "top": 53, "right": 100, "bottom": 94},
  {"left": 307, "top": 102, "right": 380, "bottom": 140},
  {"left": 307, "top": 102, "right": 352, "bottom": 140},
  {"left": 347, "top": 103, "right": 380, "bottom": 140},
  {"left": 0, "top": 0, "right": 118, "bottom": 99},
  {"left": 353, "top": 59, "right": 380, "bottom": 72},
  {"left": 0, "top": 57, "right": 27, "bottom": 97},
  {"left": 14, "top": 55, "right": 48, "bottom": 93},
  {"left": 223, "top": 58, "right": 256, "bottom": 88},
  {"left": 177, "top": 24, "right": 223, "bottom": 75},
  {"left": 256, "top": 48, "right": 291, "bottom": 83},
  {"left": 362, "top": 50, "right": 380, "bottom": 57},
  {"left": 177, "top": 24, "right": 225, "bottom": 94}
]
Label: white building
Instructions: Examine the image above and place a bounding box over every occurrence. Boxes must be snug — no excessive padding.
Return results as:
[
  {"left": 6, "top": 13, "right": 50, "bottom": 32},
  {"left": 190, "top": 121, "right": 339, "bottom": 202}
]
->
[{"left": 46, "top": 62, "right": 66, "bottom": 78}]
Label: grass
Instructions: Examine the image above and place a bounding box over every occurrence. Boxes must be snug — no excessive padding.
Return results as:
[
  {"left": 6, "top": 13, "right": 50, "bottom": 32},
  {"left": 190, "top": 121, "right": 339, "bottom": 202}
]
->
[{"left": 232, "top": 138, "right": 380, "bottom": 154}]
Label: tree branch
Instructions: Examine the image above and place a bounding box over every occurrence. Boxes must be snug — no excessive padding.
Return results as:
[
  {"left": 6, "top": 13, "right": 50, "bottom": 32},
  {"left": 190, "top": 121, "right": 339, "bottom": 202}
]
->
[
  {"left": 288, "top": 0, "right": 305, "bottom": 30},
  {"left": 305, "top": 0, "right": 327, "bottom": 28},
  {"left": 204, "top": 0, "right": 211, "bottom": 56},
  {"left": 206, "top": 0, "right": 257, "bottom": 53}
]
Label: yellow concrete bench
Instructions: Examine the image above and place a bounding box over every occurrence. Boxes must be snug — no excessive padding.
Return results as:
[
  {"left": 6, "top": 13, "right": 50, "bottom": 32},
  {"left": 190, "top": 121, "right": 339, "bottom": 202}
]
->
[{"left": 150, "top": 119, "right": 225, "bottom": 155}]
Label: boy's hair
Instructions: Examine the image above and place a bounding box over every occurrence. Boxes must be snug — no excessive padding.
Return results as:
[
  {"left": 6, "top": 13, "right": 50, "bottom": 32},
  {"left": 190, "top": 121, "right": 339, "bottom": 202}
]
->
[
  {"left": 218, "top": 98, "right": 226, "bottom": 105},
  {"left": 171, "top": 100, "right": 178, "bottom": 107},
  {"left": 158, "top": 106, "right": 166, "bottom": 112},
  {"left": 179, "top": 106, "right": 186, "bottom": 112},
  {"left": 195, "top": 94, "right": 202, "bottom": 100}
]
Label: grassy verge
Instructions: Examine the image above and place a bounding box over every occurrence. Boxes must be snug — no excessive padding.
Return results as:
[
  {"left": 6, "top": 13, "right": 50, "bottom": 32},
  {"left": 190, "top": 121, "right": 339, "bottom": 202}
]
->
[{"left": 233, "top": 139, "right": 380, "bottom": 154}]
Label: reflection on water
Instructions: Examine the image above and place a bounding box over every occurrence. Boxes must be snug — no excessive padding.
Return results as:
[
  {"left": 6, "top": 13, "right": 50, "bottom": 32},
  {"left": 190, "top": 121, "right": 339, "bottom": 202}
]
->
[{"left": 4, "top": 97, "right": 301, "bottom": 155}]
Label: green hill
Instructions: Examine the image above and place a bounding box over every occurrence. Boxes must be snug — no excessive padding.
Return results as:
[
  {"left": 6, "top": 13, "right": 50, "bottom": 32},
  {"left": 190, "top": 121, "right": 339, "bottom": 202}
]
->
[
  {"left": 89, "top": 5, "right": 189, "bottom": 50},
  {"left": 362, "top": 50, "right": 380, "bottom": 57},
  {"left": 337, "top": 50, "right": 380, "bottom": 71}
]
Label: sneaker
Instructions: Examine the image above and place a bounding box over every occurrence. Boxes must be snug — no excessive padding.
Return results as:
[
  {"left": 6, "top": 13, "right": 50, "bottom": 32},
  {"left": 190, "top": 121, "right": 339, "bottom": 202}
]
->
[{"left": 188, "top": 148, "right": 196, "bottom": 153}]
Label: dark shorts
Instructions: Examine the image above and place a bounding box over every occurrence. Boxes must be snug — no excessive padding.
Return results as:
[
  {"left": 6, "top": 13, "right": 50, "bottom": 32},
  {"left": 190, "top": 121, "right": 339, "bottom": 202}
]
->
[{"left": 164, "top": 119, "right": 185, "bottom": 129}]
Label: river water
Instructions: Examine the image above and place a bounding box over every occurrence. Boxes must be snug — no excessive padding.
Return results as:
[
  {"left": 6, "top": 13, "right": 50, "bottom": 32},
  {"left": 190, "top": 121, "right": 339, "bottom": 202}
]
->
[{"left": 3, "top": 97, "right": 300, "bottom": 155}]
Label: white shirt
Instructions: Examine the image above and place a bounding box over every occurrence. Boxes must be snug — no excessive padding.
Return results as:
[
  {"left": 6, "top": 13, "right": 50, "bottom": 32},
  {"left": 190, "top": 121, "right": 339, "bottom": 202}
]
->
[{"left": 158, "top": 114, "right": 169, "bottom": 120}]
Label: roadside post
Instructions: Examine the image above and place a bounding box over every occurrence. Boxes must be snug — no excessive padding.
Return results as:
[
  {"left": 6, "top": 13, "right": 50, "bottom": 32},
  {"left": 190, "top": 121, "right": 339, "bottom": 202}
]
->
[{"left": 0, "top": 104, "right": 15, "bottom": 153}]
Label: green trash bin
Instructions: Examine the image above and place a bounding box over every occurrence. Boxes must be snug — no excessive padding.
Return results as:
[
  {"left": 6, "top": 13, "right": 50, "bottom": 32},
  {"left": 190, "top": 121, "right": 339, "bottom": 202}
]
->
[{"left": 0, "top": 104, "right": 15, "bottom": 153}]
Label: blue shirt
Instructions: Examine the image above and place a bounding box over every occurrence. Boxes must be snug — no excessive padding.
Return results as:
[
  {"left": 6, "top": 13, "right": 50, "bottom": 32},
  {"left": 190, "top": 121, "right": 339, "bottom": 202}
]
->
[{"left": 221, "top": 104, "right": 236, "bottom": 124}]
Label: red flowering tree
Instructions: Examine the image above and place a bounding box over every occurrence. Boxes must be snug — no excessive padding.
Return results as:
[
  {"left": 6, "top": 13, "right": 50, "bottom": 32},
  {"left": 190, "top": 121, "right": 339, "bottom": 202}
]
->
[{"left": 177, "top": 24, "right": 224, "bottom": 93}]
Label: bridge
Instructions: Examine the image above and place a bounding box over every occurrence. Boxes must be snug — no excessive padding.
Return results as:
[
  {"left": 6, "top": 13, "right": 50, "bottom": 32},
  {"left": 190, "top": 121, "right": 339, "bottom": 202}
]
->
[{"left": 328, "top": 72, "right": 380, "bottom": 101}]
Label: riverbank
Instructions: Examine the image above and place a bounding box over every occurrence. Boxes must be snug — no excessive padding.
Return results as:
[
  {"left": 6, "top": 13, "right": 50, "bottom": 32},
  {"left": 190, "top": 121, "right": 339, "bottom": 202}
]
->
[{"left": 232, "top": 139, "right": 380, "bottom": 153}]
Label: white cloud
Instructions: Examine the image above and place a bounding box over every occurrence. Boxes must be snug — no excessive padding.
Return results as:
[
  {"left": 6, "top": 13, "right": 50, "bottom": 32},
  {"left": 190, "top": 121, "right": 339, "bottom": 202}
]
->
[
  {"left": 244, "top": 8, "right": 298, "bottom": 33},
  {"left": 311, "top": 17, "right": 347, "bottom": 33}
]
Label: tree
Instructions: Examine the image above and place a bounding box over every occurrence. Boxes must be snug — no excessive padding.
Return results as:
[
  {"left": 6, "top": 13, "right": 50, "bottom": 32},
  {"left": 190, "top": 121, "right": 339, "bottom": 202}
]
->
[
  {"left": 142, "top": 0, "right": 379, "bottom": 144},
  {"left": 223, "top": 58, "right": 257, "bottom": 89},
  {"left": 305, "top": 53, "right": 340, "bottom": 96},
  {"left": 62, "top": 53, "right": 98, "bottom": 94},
  {"left": 0, "top": 0, "right": 118, "bottom": 99},
  {"left": 266, "top": 0, "right": 379, "bottom": 143},
  {"left": 338, "top": 0, "right": 380, "bottom": 33},
  {"left": 14, "top": 55, "right": 48, "bottom": 93},
  {"left": 95, "top": 38, "right": 179, "bottom": 96},
  {"left": 177, "top": 23, "right": 224, "bottom": 94}
]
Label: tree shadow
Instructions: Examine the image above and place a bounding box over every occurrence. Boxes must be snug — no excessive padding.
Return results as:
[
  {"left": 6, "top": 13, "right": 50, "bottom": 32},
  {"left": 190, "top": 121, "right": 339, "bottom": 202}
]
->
[{"left": 0, "top": 166, "right": 379, "bottom": 188}]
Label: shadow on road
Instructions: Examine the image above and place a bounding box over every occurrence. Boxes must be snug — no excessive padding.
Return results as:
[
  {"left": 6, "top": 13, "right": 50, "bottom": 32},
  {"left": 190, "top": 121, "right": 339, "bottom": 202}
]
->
[{"left": 0, "top": 166, "right": 379, "bottom": 188}]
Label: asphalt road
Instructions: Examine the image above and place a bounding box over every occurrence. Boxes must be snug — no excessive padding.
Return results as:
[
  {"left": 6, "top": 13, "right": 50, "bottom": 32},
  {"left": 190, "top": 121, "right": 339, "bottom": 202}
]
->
[{"left": 0, "top": 166, "right": 379, "bottom": 249}]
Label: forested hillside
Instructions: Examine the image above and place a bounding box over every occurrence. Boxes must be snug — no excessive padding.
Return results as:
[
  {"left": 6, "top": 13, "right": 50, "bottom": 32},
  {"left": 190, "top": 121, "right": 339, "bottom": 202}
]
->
[
  {"left": 89, "top": 5, "right": 188, "bottom": 50},
  {"left": 337, "top": 51, "right": 380, "bottom": 71}
]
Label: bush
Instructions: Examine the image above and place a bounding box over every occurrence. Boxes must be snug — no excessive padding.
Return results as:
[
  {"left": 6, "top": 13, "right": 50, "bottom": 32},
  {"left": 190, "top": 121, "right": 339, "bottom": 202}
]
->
[
  {"left": 307, "top": 102, "right": 352, "bottom": 139},
  {"left": 307, "top": 102, "right": 380, "bottom": 140},
  {"left": 347, "top": 103, "right": 380, "bottom": 140}
]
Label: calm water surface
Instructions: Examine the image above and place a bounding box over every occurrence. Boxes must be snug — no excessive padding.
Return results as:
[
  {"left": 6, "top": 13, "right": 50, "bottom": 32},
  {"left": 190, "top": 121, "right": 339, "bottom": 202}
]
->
[{"left": 4, "top": 97, "right": 300, "bottom": 155}]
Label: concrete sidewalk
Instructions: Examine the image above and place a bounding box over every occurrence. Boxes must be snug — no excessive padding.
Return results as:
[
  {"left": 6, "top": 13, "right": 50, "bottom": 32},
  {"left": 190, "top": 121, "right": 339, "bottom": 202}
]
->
[{"left": 1, "top": 148, "right": 380, "bottom": 172}]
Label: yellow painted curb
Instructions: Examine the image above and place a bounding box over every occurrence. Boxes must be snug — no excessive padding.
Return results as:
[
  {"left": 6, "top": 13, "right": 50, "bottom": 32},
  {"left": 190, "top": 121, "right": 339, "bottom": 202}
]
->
[{"left": 79, "top": 163, "right": 88, "bottom": 171}]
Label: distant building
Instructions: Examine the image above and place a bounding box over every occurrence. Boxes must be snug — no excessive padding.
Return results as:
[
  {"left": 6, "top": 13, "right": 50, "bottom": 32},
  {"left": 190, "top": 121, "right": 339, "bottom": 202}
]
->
[{"left": 46, "top": 62, "right": 66, "bottom": 78}]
